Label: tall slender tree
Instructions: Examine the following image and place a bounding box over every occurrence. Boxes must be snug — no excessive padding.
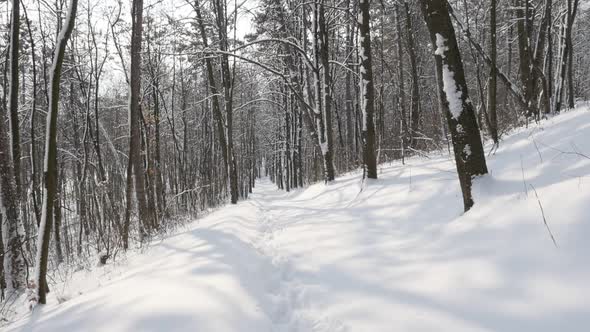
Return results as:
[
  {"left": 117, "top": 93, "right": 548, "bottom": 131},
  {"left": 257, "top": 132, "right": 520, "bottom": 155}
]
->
[
  {"left": 358, "top": 0, "right": 377, "bottom": 179},
  {"left": 1, "top": 0, "right": 26, "bottom": 293},
  {"left": 211, "top": 0, "right": 240, "bottom": 203},
  {"left": 128, "top": 0, "right": 156, "bottom": 237},
  {"left": 314, "top": 0, "right": 335, "bottom": 182},
  {"left": 487, "top": 0, "right": 499, "bottom": 144},
  {"left": 34, "top": 0, "right": 78, "bottom": 306},
  {"left": 8, "top": 0, "right": 22, "bottom": 195},
  {"left": 404, "top": 1, "right": 422, "bottom": 149}
]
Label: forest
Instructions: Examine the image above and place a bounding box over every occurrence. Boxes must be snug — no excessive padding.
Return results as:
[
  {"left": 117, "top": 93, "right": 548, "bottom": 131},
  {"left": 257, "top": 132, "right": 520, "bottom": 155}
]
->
[{"left": 1, "top": 0, "right": 590, "bottom": 330}]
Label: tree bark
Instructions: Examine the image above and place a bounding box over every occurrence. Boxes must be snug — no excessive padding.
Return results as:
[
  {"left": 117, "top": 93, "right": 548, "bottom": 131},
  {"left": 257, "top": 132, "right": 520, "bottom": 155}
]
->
[
  {"left": 193, "top": 0, "right": 237, "bottom": 203},
  {"left": 566, "top": 0, "right": 579, "bottom": 108},
  {"left": 358, "top": 0, "right": 377, "bottom": 179},
  {"left": 313, "top": 0, "right": 335, "bottom": 182},
  {"left": 420, "top": 0, "right": 488, "bottom": 211},
  {"left": 394, "top": 4, "right": 408, "bottom": 163},
  {"left": 1, "top": 0, "right": 26, "bottom": 293},
  {"left": 554, "top": 0, "right": 579, "bottom": 113},
  {"left": 129, "top": 0, "right": 155, "bottom": 238},
  {"left": 404, "top": 1, "right": 422, "bottom": 149},
  {"left": 35, "top": 0, "right": 78, "bottom": 305},
  {"left": 8, "top": 0, "right": 22, "bottom": 196},
  {"left": 487, "top": 0, "right": 499, "bottom": 144}
]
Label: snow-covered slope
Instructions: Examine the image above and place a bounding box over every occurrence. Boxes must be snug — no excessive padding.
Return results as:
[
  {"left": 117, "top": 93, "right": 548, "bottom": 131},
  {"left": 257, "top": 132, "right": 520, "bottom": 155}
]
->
[{"left": 7, "top": 106, "right": 590, "bottom": 331}]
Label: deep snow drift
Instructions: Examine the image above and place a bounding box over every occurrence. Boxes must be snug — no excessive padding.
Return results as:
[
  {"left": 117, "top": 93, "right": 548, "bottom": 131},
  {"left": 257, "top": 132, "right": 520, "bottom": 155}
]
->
[{"left": 6, "top": 106, "right": 590, "bottom": 331}]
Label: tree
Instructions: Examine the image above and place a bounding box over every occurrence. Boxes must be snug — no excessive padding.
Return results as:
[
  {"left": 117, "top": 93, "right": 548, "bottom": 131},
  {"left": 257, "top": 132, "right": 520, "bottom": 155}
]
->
[
  {"left": 1, "top": 0, "right": 26, "bottom": 293},
  {"left": 487, "top": 0, "right": 499, "bottom": 144},
  {"left": 419, "top": 0, "right": 488, "bottom": 211},
  {"left": 313, "top": 0, "right": 335, "bottom": 182},
  {"left": 394, "top": 3, "right": 408, "bottom": 163},
  {"left": 211, "top": 0, "right": 240, "bottom": 203},
  {"left": 128, "top": 0, "right": 156, "bottom": 238},
  {"left": 516, "top": 0, "right": 535, "bottom": 117},
  {"left": 33, "top": 0, "right": 78, "bottom": 306},
  {"left": 358, "top": 0, "right": 377, "bottom": 179},
  {"left": 404, "top": 1, "right": 422, "bottom": 149},
  {"left": 192, "top": 0, "right": 239, "bottom": 204},
  {"left": 565, "top": 0, "right": 580, "bottom": 109},
  {"left": 8, "top": 0, "right": 22, "bottom": 196}
]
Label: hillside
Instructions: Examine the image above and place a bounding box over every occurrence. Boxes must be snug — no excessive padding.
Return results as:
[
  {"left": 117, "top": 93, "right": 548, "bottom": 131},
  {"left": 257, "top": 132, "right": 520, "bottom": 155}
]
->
[{"left": 6, "top": 106, "right": 590, "bottom": 331}]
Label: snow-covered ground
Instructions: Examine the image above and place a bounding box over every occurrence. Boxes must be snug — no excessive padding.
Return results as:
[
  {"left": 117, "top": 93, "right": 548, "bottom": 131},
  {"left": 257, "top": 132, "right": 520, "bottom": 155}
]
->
[{"left": 6, "top": 106, "right": 590, "bottom": 331}]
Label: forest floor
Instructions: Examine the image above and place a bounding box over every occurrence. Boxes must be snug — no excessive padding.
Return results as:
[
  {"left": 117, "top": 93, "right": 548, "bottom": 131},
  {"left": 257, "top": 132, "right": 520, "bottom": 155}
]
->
[{"left": 6, "top": 105, "right": 590, "bottom": 332}]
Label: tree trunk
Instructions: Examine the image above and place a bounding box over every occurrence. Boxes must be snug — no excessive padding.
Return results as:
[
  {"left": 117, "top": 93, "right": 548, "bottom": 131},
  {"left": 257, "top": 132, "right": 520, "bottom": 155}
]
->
[
  {"left": 1, "top": 0, "right": 26, "bottom": 293},
  {"left": 344, "top": 0, "right": 354, "bottom": 165},
  {"left": 35, "top": 0, "right": 78, "bottom": 306},
  {"left": 516, "top": 0, "right": 535, "bottom": 117},
  {"left": 404, "top": 1, "right": 422, "bottom": 149},
  {"left": 212, "top": 0, "right": 240, "bottom": 204},
  {"left": 566, "top": 0, "right": 579, "bottom": 108},
  {"left": 129, "top": 0, "right": 155, "bottom": 238},
  {"left": 420, "top": 0, "right": 488, "bottom": 211},
  {"left": 554, "top": 0, "right": 578, "bottom": 113},
  {"left": 193, "top": 0, "right": 235, "bottom": 203},
  {"left": 8, "top": 0, "right": 22, "bottom": 197},
  {"left": 314, "top": 0, "right": 335, "bottom": 182},
  {"left": 394, "top": 4, "right": 408, "bottom": 163},
  {"left": 358, "top": 0, "right": 377, "bottom": 179},
  {"left": 487, "top": 0, "right": 499, "bottom": 144}
]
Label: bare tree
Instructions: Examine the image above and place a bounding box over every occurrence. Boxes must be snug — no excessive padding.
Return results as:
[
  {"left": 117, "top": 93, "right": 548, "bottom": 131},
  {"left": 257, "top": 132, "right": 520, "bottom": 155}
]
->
[
  {"left": 358, "top": 0, "right": 377, "bottom": 178},
  {"left": 128, "top": 0, "right": 156, "bottom": 239},
  {"left": 404, "top": 1, "right": 422, "bottom": 149},
  {"left": 0, "top": 0, "right": 26, "bottom": 293},
  {"left": 33, "top": 0, "right": 79, "bottom": 306},
  {"left": 487, "top": 0, "right": 499, "bottom": 144},
  {"left": 420, "top": 0, "right": 488, "bottom": 211}
]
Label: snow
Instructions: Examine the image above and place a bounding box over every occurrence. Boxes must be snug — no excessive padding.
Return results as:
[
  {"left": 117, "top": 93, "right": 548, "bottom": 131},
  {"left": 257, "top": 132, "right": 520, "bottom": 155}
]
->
[
  {"left": 463, "top": 144, "right": 471, "bottom": 158},
  {"left": 442, "top": 65, "right": 463, "bottom": 119},
  {"left": 434, "top": 33, "right": 448, "bottom": 58},
  {"left": 359, "top": 29, "right": 369, "bottom": 133},
  {"left": 360, "top": 78, "right": 369, "bottom": 131},
  {"left": 434, "top": 33, "right": 464, "bottom": 119},
  {"left": 6, "top": 106, "right": 590, "bottom": 331}
]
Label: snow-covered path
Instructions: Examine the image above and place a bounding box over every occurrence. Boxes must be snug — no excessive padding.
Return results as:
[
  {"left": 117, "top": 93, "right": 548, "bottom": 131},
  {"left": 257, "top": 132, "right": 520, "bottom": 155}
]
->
[
  {"left": 8, "top": 107, "right": 590, "bottom": 332},
  {"left": 8, "top": 179, "right": 344, "bottom": 332}
]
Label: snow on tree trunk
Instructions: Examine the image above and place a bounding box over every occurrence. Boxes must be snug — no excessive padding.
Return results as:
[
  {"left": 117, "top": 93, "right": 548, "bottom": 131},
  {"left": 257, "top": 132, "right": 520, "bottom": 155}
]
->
[
  {"left": 420, "top": 0, "right": 488, "bottom": 212},
  {"left": 8, "top": 0, "right": 22, "bottom": 196},
  {"left": 311, "top": 0, "right": 335, "bottom": 182},
  {"left": 32, "top": 0, "right": 78, "bottom": 307},
  {"left": 1, "top": 0, "right": 26, "bottom": 293},
  {"left": 358, "top": 0, "right": 377, "bottom": 179}
]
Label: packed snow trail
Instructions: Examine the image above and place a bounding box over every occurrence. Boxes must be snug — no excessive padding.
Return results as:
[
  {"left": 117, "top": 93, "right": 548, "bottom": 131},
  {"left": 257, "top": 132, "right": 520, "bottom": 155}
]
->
[{"left": 7, "top": 106, "right": 590, "bottom": 331}]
